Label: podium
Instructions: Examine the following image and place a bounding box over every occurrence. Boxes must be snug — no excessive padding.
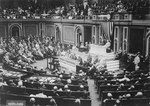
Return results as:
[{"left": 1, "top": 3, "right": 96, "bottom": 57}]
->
[{"left": 49, "top": 56, "right": 60, "bottom": 70}]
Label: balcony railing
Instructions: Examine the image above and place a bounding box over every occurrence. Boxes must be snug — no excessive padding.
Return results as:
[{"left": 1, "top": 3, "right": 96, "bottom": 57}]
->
[
  {"left": 111, "top": 12, "right": 132, "bottom": 21},
  {"left": 92, "top": 12, "right": 133, "bottom": 21}
]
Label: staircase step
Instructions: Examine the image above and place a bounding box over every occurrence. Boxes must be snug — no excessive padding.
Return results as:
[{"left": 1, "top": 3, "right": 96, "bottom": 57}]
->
[
  {"left": 107, "top": 66, "right": 119, "bottom": 69},
  {"left": 107, "top": 62, "right": 119, "bottom": 65},
  {"left": 106, "top": 60, "right": 119, "bottom": 71},
  {"left": 59, "top": 56, "right": 79, "bottom": 72}
]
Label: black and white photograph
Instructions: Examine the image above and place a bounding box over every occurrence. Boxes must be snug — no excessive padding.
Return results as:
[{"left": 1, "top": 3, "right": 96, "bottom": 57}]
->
[{"left": 0, "top": 0, "right": 150, "bottom": 106}]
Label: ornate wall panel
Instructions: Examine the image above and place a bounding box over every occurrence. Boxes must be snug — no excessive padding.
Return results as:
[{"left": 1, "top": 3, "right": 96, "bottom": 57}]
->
[
  {"left": 0, "top": 24, "right": 6, "bottom": 38},
  {"left": 74, "top": 25, "right": 84, "bottom": 45},
  {"left": 45, "top": 25, "right": 55, "bottom": 37},
  {"left": 63, "top": 25, "right": 75, "bottom": 44},
  {"left": 54, "top": 23, "right": 62, "bottom": 42},
  {"left": 84, "top": 26, "right": 92, "bottom": 44},
  {"left": 23, "top": 24, "right": 38, "bottom": 37},
  {"left": 8, "top": 23, "right": 22, "bottom": 39},
  {"left": 146, "top": 28, "right": 150, "bottom": 56}
]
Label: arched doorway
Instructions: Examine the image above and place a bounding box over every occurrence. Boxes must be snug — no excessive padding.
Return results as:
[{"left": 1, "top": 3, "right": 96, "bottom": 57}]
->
[
  {"left": 55, "top": 27, "right": 61, "bottom": 43},
  {"left": 148, "top": 37, "right": 150, "bottom": 68},
  {"left": 76, "top": 28, "right": 82, "bottom": 47},
  {"left": 146, "top": 33, "right": 150, "bottom": 69},
  {"left": 12, "top": 26, "right": 19, "bottom": 39},
  {"left": 129, "top": 28, "right": 144, "bottom": 54},
  {"left": 146, "top": 32, "right": 150, "bottom": 56},
  {"left": 9, "top": 23, "right": 22, "bottom": 41}
]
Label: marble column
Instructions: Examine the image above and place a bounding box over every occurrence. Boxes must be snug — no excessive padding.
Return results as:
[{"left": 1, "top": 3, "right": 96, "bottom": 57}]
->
[
  {"left": 0, "top": 0, "right": 1, "bottom": 9},
  {"left": 146, "top": 0, "right": 150, "bottom": 19}
]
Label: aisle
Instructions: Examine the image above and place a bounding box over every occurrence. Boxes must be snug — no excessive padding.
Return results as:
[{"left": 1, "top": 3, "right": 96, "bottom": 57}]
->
[
  {"left": 88, "top": 79, "right": 101, "bottom": 106},
  {"left": 32, "top": 60, "right": 102, "bottom": 106}
]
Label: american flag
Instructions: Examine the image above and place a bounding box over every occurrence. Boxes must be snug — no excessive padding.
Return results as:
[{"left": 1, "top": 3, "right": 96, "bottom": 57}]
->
[{"left": 101, "top": 21, "right": 114, "bottom": 41}]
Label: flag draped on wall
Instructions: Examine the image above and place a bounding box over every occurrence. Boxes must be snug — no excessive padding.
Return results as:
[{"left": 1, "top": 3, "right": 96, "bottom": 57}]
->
[
  {"left": 108, "top": 21, "right": 114, "bottom": 39},
  {"left": 101, "top": 21, "right": 114, "bottom": 41}
]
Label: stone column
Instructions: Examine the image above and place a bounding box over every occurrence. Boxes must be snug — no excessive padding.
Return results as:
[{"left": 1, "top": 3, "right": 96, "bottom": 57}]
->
[
  {"left": 0, "top": 0, "right": 1, "bottom": 9},
  {"left": 145, "top": 0, "right": 150, "bottom": 19}
]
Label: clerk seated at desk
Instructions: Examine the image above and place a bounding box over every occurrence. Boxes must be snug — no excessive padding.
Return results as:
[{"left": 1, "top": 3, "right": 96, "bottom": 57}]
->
[
  {"left": 79, "top": 42, "right": 89, "bottom": 52},
  {"left": 104, "top": 40, "right": 111, "bottom": 53}
]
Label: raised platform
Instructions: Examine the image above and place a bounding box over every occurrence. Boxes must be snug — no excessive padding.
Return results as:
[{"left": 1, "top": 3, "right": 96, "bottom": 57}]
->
[
  {"left": 72, "top": 44, "right": 119, "bottom": 71},
  {"left": 59, "top": 56, "right": 79, "bottom": 73},
  {"left": 72, "top": 45, "right": 116, "bottom": 61},
  {"left": 59, "top": 44, "right": 119, "bottom": 72}
]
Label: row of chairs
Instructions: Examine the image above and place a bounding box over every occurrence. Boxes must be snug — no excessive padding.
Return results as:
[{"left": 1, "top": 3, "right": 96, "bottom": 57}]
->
[
  {"left": 0, "top": 92, "right": 91, "bottom": 106},
  {"left": 2, "top": 85, "right": 90, "bottom": 98},
  {"left": 94, "top": 69, "right": 150, "bottom": 106},
  {"left": 101, "top": 90, "right": 150, "bottom": 101},
  {"left": 98, "top": 84, "right": 145, "bottom": 98},
  {"left": 25, "top": 76, "right": 88, "bottom": 86},
  {"left": 102, "top": 98, "right": 150, "bottom": 106},
  {"left": 97, "top": 78, "right": 149, "bottom": 93},
  {"left": 4, "top": 63, "right": 89, "bottom": 80},
  {"left": 95, "top": 70, "right": 149, "bottom": 83},
  {"left": 21, "top": 81, "right": 89, "bottom": 91}
]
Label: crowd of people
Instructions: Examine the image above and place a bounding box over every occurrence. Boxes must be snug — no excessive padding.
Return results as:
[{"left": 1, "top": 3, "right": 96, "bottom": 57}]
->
[
  {"left": 0, "top": 35, "right": 70, "bottom": 71},
  {"left": 94, "top": 63, "right": 150, "bottom": 106},
  {"left": 0, "top": 69, "right": 89, "bottom": 106},
  {"left": 115, "top": 50, "right": 149, "bottom": 72},
  {"left": 0, "top": 36, "right": 91, "bottom": 106},
  {"left": 0, "top": 0, "right": 149, "bottom": 20},
  {"left": 1, "top": 36, "right": 51, "bottom": 68}
]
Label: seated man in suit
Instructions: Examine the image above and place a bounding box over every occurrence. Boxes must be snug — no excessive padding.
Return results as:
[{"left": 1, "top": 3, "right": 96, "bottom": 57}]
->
[
  {"left": 9, "top": 80, "right": 16, "bottom": 87},
  {"left": 3, "top": 52, "right": 14, "bottom": 65},
  {"left": 103, "top": 93, "right": 114, "bottom": 103},
  {"left": 134, "top": 92, "right": 146, "bottom": 98},
  {"left": 133, "top": 52, "right": 141, "bottom": 71},
  {"left": 104, "top": 40, "right": 111, "bottom": 49},
  {"left": 74, "top": 98, "right": 81, "bottom": 106},
  {"left": 17, "top": 56, "right": 28, "bottom": 68},
  {"left": 48, "top": 96, "right": 57, "bottom": 106},
  {"left": 29, "top": 98, "right": 36, "bottom": 106}
]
